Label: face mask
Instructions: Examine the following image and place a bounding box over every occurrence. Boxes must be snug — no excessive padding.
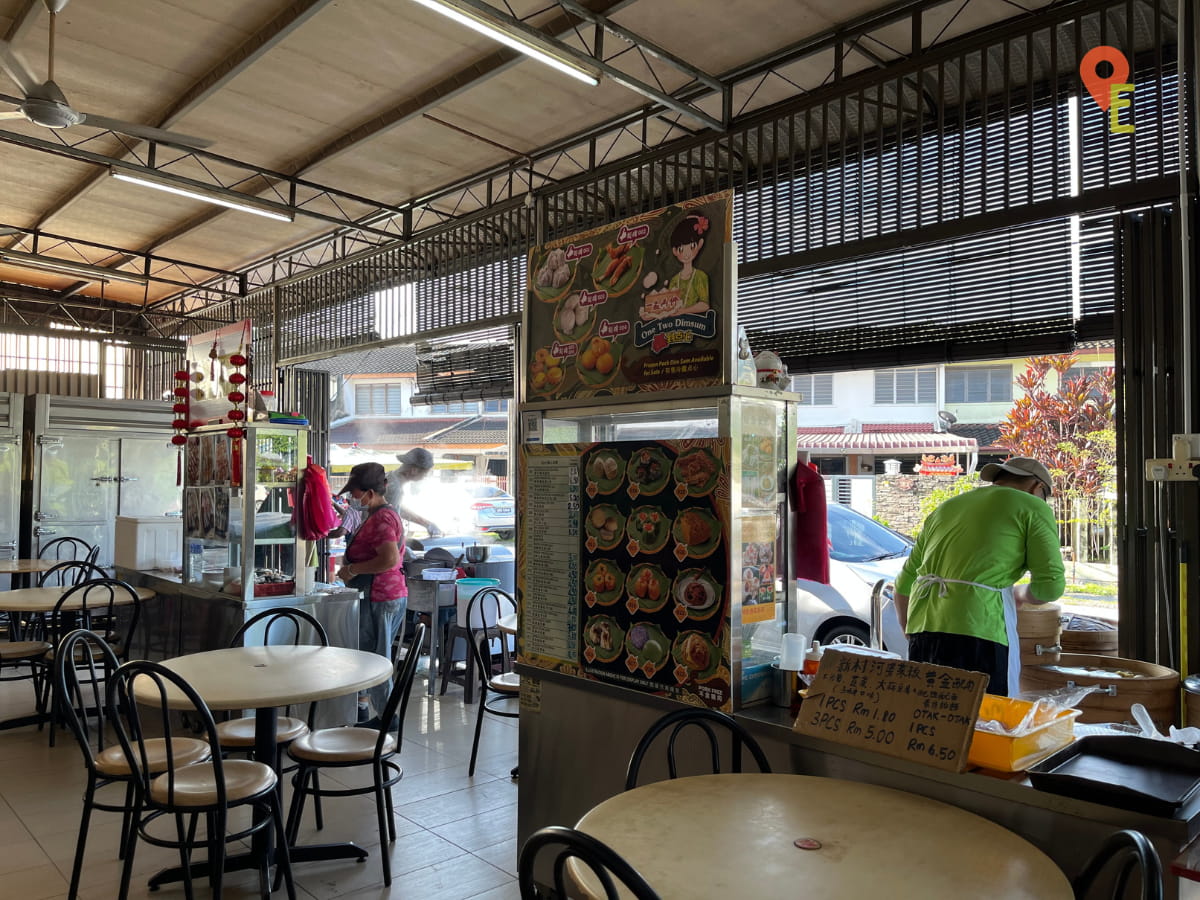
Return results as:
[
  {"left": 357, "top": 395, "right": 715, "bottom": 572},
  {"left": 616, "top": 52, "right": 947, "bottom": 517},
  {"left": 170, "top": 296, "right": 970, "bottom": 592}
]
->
[{"left": 348, "top": 494, "right": 368, "bottom": 512}]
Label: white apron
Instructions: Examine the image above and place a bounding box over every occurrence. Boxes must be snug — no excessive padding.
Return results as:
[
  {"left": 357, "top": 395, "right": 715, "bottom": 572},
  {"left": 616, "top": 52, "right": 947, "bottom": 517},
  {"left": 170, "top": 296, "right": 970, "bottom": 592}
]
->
[{"left": 911, "top": 575, "right": 1020, "bottom": 695}]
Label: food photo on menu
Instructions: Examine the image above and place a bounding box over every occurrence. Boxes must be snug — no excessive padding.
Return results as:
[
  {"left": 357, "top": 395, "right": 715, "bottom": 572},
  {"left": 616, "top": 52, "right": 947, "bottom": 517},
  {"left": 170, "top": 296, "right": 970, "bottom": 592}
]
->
[
  {"left": 184, "top": 488, "right": 202, "bottom": 538},
  {"left": 186, "top": 435, "right": 202, "bottom": 484},
  {"left": 214, "top": 434, "right": 231, "bottom": 484},
  {"left": 576, "top": 438, "right": 731, "bottom": 708}
]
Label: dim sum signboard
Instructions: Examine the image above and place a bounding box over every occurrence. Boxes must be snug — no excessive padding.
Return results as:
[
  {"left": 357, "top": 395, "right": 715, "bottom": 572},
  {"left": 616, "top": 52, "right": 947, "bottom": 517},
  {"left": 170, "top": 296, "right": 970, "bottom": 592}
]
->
[{"left": 524, "top": 190, "right": 733, "bottom": 402}]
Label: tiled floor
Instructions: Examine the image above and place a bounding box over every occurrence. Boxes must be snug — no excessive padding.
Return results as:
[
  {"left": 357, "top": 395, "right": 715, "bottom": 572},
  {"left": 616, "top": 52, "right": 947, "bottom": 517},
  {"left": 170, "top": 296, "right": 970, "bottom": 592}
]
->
[{"left": 0, "top": 665, "right": 521, "bottom": 899}]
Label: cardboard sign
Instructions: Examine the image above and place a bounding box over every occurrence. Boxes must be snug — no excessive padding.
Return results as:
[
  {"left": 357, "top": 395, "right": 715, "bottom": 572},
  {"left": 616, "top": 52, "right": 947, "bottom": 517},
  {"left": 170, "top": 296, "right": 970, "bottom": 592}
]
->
[{"left": 793, "top": 649, "right": 987, "bottom": 773}]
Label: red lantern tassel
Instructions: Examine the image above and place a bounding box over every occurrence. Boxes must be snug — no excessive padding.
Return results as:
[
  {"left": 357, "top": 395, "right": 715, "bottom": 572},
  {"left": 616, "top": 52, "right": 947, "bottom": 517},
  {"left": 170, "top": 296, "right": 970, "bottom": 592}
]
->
[
  {"left": 177, "top": 447, "right": 182, "bottom": 486},
  {"left": 231, "top": 436, "right": 242, "bottom": 488}
]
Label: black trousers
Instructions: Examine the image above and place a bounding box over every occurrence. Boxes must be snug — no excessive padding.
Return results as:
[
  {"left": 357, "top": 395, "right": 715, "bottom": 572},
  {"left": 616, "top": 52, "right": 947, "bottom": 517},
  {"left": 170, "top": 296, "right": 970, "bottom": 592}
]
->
[{"left": 907, "top": 631, "right": 1009, "bottom": 696}]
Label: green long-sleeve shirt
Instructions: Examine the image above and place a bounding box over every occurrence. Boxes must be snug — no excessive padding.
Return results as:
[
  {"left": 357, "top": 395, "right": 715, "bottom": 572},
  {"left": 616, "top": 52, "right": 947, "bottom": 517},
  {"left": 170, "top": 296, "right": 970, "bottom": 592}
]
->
[{"left": 896, "top": 484, "right": 1065, "bottom": 645}]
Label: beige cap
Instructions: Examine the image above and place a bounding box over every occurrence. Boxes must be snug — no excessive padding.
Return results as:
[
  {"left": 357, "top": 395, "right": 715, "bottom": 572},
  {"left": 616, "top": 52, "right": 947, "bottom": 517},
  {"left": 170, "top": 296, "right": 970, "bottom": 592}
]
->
[{"left": 980, "top": 457, "right": 1053, "bottom": 496}]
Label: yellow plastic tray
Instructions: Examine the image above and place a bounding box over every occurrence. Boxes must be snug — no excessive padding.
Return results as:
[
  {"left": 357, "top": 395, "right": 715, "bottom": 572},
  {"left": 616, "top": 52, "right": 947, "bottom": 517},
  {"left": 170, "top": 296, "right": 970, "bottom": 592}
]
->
[{"left": 968, "top": 694, "right": 1080, "bottom": 772}]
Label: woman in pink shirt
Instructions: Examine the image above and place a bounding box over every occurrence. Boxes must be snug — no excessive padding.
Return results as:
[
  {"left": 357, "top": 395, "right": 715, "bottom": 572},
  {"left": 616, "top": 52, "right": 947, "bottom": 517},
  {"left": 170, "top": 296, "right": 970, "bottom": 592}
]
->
[{"left": 336, "top": 462, "right": 407, "bottom": 722}]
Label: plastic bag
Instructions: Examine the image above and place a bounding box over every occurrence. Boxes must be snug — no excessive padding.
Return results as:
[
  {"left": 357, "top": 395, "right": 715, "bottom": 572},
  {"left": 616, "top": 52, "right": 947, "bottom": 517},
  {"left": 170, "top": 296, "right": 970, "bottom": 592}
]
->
[{"left": 975, "top": 685, "right": 1101, "bottom": 737}]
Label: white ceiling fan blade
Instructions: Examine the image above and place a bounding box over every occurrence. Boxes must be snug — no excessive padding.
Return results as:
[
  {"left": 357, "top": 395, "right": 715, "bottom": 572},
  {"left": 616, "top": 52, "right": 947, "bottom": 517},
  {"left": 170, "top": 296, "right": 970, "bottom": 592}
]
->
[
  {"left": 0, "top": 41, "right": 39, "bottom": 97},
  {"left": 0, "top": 111, "right": 26, "bottom": 120},
  {"left": 77, "top": 112, "right": 213, "bottom": 150}
]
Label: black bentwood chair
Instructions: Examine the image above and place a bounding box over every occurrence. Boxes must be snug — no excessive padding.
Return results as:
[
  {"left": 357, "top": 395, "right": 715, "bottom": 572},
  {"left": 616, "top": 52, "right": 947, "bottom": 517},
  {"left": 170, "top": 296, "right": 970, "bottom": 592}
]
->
[
  {"left": 55, "top": 630, "right": 211, "bottom": 900},
  {"left": 624, "top": 707, "right": 772, "bottom": 790},
  {"left": 283, "top": 623, "right": 426, "bottom": 887},
  {"left": 518, "top": 825, "right": 662, "bottom": 900},
  {"left": 107, "top": 659, "right": 296, "bottom": 900},
  {"left": 465, "top": 588, "right": 519, "bottom": 776},
  {"left": 1073, "top": 830, "right": 1163, "bottom": 900}
]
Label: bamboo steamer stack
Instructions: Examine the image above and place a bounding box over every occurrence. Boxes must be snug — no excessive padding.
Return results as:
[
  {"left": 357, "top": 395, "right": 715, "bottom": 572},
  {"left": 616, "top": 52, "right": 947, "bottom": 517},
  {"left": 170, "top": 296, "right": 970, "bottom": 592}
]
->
[
  {"left": 1020, "top": 653, "right": 1179, "bottom": 730},
  {"left": 1060, "top": 614, "right": 1118, "bottom": 657},
  {"left": 1016, "top": 602, "right": 1061, "bottom": 667}
]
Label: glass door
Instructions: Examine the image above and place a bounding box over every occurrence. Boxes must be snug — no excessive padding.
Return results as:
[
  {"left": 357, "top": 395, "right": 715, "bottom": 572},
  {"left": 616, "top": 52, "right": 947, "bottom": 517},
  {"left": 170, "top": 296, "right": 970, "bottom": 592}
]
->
[
  {"left": 34, "top": 435, "right": 118, "bottom": 564},
  {"left": 118, "top": 437, "right": 182, "bottom": 517}
]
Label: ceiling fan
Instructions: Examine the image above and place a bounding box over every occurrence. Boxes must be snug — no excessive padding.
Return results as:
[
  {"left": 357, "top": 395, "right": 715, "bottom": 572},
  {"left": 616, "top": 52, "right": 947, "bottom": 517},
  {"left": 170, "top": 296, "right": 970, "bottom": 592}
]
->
[{"left": 0, "top": 0, "right": 212, "bottom": 150}]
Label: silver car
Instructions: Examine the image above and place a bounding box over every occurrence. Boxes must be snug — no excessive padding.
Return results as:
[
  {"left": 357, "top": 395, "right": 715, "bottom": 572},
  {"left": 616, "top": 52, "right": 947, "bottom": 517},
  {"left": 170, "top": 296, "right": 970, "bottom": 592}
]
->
[{"left": 792, "top": 503, "right": 912, "bottom": 653}]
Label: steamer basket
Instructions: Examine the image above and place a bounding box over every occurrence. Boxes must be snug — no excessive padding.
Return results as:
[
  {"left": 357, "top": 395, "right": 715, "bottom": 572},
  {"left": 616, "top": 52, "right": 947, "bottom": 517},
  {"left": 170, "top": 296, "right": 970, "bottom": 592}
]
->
[{"left": 1020, "top": 653, "right": 1179, "bottom": 731}]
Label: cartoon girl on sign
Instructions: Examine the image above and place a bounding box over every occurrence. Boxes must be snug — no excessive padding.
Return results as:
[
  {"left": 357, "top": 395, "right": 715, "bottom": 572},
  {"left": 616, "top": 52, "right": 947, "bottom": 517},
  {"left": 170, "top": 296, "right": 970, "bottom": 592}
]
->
[{"left": 639, "top": 213, "right": 711, "bottom": 320}]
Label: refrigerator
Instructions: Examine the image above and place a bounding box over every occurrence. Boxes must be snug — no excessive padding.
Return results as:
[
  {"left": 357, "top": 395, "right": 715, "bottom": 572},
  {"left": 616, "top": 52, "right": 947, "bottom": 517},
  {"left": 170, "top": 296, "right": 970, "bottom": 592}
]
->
[
  {"left": 0, "top": 393, "right": 23, "bottom": 588},
  {"left": 23, "top": 395, "right": 181, "bottom": 567}
]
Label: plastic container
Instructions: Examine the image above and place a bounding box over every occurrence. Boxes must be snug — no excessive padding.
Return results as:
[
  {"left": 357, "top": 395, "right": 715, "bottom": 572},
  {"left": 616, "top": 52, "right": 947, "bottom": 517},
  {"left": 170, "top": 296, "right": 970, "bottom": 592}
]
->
[
  {"left": 802, "top": 641, "right": 823, "bottom": 677},
  {"left": 455, "top": 576, "right": 503, "bottom": 628},
  {"left": 420, "top": 568, "right": 457, "bottom": 582},
  {"left": 967, "top": 694, "right": 1081, "bottom": 772},
  {"left": 115, "top": 515, "right": 183, "bottom": 570}
]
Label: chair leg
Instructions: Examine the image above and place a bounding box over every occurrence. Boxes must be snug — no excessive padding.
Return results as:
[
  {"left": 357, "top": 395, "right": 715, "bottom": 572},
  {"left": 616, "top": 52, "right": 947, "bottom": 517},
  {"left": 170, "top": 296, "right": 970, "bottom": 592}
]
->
[
  {"left": 118, "top": 781, "right": 135, "bottom": 860},
  {"left": 468, "top": 692, "right": 487, "bottom": 776},
  {"left": 284, "top": 767, "right": 309, "bottom": 848},
  {"left": 269, "top": 792, "right": 297, "bottom": 900},
  {"left": 176, "top": 813, "right": 196, "bottom": 900},
  {"left": 373, "top": 760, "right": 392, "bottom": 886},
  {"left": 210, "top": 808, "right": 227, "bottom": 900},
  {"left": 116, "top": 800, "right": 140, "bottom": 900},
  {"left": 67, "top": 777, "right": 95, "bottom": 900},
  {"left": 312, "top": 771, "right": 324, "bottom": 831}
]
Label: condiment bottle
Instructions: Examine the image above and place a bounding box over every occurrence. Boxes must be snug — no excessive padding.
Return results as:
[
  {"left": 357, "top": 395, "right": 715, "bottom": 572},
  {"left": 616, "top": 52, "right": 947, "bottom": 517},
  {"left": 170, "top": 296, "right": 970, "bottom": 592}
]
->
[{"left": 802, "top": 640, "right": 823, "bottom": 678}]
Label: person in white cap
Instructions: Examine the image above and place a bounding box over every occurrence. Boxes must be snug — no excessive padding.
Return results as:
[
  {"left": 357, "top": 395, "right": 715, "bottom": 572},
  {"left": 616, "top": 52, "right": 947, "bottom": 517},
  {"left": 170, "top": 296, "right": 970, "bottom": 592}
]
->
[
  {"left": 385, "top": 447, "right": 442, "bottom": 537},
  {"left": 894, "top": 457, "right": 1065, "bottom": 695}
]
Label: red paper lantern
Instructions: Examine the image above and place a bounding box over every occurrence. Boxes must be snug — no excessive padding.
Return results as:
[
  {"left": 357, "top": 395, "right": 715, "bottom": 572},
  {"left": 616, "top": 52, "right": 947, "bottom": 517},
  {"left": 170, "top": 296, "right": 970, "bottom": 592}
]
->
[
  {"left": 227, "top": 391, "right": 245, "bottom": 403},
  {"left": 227, "top": 409, "right": 245, "bottom": 421},
  {"left": 230, "top": 354, "right": 247, "bottom": 367},
  {"left": 174, "top": 369, "right": 189, "bottom": 381},
  {"left": 229, "top": 372, "right": 247, "bottom": 384},
  {"left": 171, "top": 434, "right": 187, "bottom": 446},
  {"left": 173, "top": 386, "right": 189, "bottom": 397},
  {"left": 172, "top": 402, "right": 188, "bottom": 414},
  {"left": 227, "top": 427, "right": 245, "bottom": 439},
  {"left": 172, "top": 418, "right": 188, "bottom": 429}
]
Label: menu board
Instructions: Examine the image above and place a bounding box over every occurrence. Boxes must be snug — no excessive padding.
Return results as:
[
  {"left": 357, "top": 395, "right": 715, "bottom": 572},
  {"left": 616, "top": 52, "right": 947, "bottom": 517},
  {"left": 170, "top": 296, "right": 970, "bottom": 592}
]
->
[
  {"left": 524, "top": 190, "right": 733, "bottom": 401},
  {"left": 519, "top": 438, "right": 733, "bottom": 710},
  {"left": 740, "top": 515, "right": 777, "bottom": 624},
  {"left": 519, "top": 450, "right": 582, "bottom": 665},
  {"left": 794, "top": 649, "right": 987, "bottom": 773}
]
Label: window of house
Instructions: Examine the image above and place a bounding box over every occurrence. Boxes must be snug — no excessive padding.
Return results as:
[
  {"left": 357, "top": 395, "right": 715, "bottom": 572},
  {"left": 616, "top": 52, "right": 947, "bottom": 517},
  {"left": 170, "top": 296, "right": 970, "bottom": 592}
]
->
[
  {"left": 430, "top": 401, "right": 481, "bottom": 415},
  {"left": 791, "top": 373, "right": 834, "bottom": 405},
  {"left": 1063, "top": 365, "right": 1110, "bottom": 400},
  {"left": 945, "top": 366, "right": 1013, "bottom": 403},
  {"left": 355, "top": 384, "right": 405, "bottom": 415},
  {"left": 873, "top": 367, "right": 936, "bottom": 404}
]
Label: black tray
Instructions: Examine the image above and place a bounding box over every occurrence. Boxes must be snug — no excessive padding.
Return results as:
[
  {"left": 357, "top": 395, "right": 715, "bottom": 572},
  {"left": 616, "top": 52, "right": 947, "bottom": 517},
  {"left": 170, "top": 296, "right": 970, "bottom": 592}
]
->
[{"left": 1027, "top": 735, "right": 1200, "bottom": 817}]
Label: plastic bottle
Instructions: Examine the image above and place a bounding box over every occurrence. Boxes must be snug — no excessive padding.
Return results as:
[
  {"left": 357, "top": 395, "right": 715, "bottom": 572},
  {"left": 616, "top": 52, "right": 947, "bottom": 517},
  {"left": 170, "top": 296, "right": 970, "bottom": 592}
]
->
[
  {"left": 188, "top": 541, "right": 204, "bottom": 583},
  {"left": 802, "top": 640, "right": 824, "bottom": 678}
]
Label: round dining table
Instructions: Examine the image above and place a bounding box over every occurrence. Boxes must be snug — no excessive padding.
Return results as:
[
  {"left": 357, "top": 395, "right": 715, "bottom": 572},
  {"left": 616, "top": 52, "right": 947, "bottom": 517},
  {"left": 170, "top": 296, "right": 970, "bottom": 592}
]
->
[
  {"left": 135, "top": 644, "right": 393, "bottom": 887},
  {"left": 571, "top": 773, "right": 1073, "bottom": 899},
  {"left": 2, "top": 583, "right": 154, "bottom": 612},
  {"left": 0, "top": 558, "right": 60, "bottom": 576}
]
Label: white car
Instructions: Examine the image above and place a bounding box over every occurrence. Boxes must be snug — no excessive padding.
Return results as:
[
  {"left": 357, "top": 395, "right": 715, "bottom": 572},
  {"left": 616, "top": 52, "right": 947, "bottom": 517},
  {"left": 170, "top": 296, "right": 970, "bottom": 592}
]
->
[{"left": 792, "top": 503, "right": 912, "bottom": 654}]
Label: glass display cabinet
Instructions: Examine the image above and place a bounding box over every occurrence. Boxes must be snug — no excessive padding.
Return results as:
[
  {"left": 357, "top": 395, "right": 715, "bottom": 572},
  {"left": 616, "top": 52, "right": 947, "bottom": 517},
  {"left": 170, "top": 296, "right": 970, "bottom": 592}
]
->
[{"left": 182, "top": 422, "right": 307, "bottom": 601}]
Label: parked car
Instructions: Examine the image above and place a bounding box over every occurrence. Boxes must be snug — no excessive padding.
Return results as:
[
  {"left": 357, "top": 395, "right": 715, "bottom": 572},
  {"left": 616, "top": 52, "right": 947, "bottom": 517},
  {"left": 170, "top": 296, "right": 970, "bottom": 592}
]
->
[
  {"left": 405, "top": 481, "right": 515, "bottom": 539},
  {"left": 793, "top": 503, "right": 913, "bottom": 654}
]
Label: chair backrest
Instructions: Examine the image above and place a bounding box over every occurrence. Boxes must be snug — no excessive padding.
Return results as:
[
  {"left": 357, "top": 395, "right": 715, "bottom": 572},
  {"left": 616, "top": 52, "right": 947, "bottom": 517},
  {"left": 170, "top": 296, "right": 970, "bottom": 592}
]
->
[
  {"left": 231, "top": 608, "right": 329, "bottom": 648},
  {"left": 39, "top": 536, "right": 96, "bottom": 563},
  {"left": 466, "top": 589, "right": 515, "bottom": 691},
  {"left": 52, "top": 578, "right": 142, "bottom": 660},
  {"left": 39, "top": 559, "right": 109, "bottom": 588},
  {"left": 624, "top": 707, "right": 772, "bottom": 790},
  {"left": 375, "top": 622, "right": 427, "bottom": 752},
  {"left": 55, "top": 629, "right": 121, "bottom": 765},
  {"left": 518, "top": 826, "right": 661, "bottom": 900},
  {"left": 107, "top": 659, "right": 226, "bottom": 811},
  {"left": 1073, "top": 830, "right": 1163, "bottom": 900}
]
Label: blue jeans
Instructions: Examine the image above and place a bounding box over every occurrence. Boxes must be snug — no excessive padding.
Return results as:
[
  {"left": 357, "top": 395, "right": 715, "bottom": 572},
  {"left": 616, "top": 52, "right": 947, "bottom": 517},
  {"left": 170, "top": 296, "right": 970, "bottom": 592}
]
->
[{"left": 359, "top": 595, "right": 407, "bottom": 715}]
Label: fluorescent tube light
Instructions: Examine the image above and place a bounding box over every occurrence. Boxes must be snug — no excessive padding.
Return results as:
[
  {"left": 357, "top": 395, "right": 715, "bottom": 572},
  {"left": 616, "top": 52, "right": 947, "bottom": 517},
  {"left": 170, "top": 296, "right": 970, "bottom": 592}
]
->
[
  {"left": 108, "top": 167, "right": 296, "bottom": 223},
  {"left": 0, "top": 249, "right": 149, "bottom": 285},
  {"left": 409, "top": 0, "right": 599, "bottom": 86}
]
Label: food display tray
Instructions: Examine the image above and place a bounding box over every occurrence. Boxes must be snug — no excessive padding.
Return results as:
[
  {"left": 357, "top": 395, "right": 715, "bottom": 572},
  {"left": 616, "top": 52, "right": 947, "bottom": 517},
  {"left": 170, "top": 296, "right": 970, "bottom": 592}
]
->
[{"left": 1027, "top": 735, "right": 1200, "bottom": 816}]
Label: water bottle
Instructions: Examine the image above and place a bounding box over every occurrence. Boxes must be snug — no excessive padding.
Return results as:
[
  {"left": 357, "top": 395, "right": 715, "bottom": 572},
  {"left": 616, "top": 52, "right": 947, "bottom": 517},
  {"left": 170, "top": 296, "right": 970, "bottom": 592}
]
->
[{"left": 188, "top": 541, "right": 204, "bottom": 583}]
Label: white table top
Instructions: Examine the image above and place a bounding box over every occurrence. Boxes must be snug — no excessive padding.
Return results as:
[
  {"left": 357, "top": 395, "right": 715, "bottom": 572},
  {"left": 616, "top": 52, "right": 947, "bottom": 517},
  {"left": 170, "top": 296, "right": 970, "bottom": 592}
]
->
[
  {"left": 0, "top": 558, "right": 60, "bottom": 575},
  {"left": 138, "top": 645, "right": 393, "bottom": 711},
  {"left": 572, "top": 774, "right": 1072, "bottom": 900},
  {"left": 1, "top": 584, "right": 155, "bottom": 612}
]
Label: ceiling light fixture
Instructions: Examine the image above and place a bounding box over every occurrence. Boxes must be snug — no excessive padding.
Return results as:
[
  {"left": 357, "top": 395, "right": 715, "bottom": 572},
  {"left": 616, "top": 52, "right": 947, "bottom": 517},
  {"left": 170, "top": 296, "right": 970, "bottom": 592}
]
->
[
  {"left": 0, "top": 248, "right": 149, "bottom": 285},
  {"left": 107, "top": 167, "right": 296, "bottom": 223},
  {"left": 408, "top": 0, "right": 599, "bottom": 86}
]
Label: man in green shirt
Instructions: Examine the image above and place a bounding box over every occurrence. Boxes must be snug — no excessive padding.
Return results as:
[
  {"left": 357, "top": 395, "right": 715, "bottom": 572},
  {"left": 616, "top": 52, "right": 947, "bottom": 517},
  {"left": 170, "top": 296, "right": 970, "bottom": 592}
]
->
[{"left": 895, "top": 457, "right": 1065, "bottom": 695}]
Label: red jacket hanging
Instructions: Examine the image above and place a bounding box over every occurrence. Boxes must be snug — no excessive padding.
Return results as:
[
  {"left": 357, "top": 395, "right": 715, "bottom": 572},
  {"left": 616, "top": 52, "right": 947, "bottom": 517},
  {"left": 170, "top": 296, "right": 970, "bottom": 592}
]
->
[{"left": 793, "top": 463, "right": 830, "bottom": 584}]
